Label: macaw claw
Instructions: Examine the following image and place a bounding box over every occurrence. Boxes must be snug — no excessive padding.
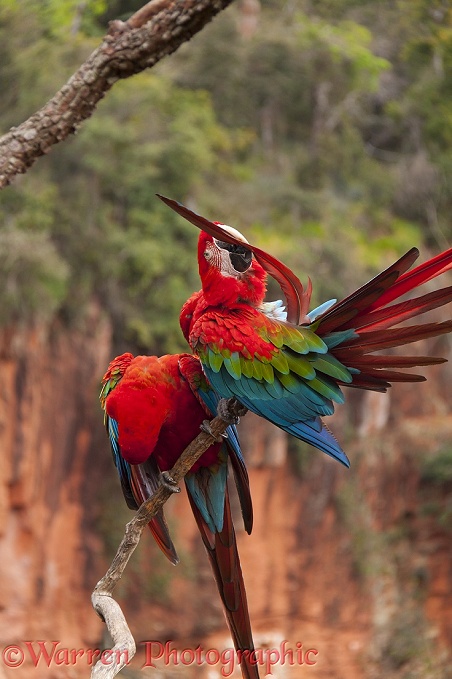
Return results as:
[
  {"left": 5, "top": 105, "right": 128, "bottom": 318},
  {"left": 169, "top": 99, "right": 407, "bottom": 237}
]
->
[
  {"left": 217, "top": 398, "right": 247, "bottom": 425},
  {"left": 160, "top": 471, "right": 181, "bottom": 494},
  {"left": 200, "top": 419, "right": 229, "bottom": 442}
]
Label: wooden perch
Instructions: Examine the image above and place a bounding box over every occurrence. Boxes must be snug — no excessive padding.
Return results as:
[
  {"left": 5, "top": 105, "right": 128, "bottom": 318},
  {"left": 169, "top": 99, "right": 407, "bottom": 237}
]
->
[
  {"left": 90, "top": 398, "right": 246, "bottom": 679},
  {"left": 0, "top": 0, "right": 236, "bottom": 189}
]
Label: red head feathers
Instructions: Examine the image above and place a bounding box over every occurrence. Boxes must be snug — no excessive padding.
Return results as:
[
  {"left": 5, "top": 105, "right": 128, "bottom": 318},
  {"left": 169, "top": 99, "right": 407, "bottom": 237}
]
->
[{"left": 197, "top": 230, "right": 267, "bottom": 307}]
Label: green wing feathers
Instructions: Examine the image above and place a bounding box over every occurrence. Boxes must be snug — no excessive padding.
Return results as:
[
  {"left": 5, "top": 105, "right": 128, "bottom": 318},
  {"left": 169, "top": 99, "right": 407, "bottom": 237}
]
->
[
  {"left": 197, "top": 313, "right": 353, "bottom": 407},
  {"left": 100, "top": 352, "right": 134, "bottom": 409}
]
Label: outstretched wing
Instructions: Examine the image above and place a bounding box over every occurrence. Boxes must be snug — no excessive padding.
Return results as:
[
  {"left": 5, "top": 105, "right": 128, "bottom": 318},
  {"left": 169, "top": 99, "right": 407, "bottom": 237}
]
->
[
  {"left": 100, "top": 353, "right": 179, "bottom": 565},
  {"left": 190, "top": 309, "right": 351, "bottom": 466}
]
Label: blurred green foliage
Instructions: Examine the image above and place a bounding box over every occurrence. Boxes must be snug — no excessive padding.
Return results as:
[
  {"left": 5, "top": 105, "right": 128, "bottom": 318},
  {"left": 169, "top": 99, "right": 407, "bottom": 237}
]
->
[
  {"left": 421, "top": 446, "right": 452, "bottom": 485},
  {"left": 1, "top": 0, "right": 451, "bottom": 353}
]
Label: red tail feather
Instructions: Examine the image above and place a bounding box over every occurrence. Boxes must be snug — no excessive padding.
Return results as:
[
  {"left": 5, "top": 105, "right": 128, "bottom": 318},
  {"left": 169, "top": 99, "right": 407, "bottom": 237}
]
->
[
  {"left": 317, "top": 249, "right": 420, "bottom": 334},
  {"left": 345, "top": 367, "right": 426, "bottom": 382},
  {"left": 337, "top": 321, "right": 452, "bottom": 354},
  {"left": 341, "top": 286, "right": 452, "bottom": 332},
  {"left": 367, "top": 247, "right": 452, "bottom": 311},
  {"left": 343, "top": 355, "right": 446, "bottom": 369},
  {"left": 314, "top": 247, "right": 452, "bottom": 391},
  {"left": 343, "top": 375, "right": 391, "bottom": 391},
  {"left": 187, "top": 490, "right": 259, "bottom": 679},
  {"left": 129, "top": 463, "right": 179, "bottom": 565}
]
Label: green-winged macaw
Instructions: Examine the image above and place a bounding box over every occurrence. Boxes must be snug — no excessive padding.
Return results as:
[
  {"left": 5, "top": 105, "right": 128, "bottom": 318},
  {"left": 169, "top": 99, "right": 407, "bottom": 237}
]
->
[
  {"left": 100, "top": 352, "right": 259, "bottom": 679},
  {"left": 158, "top": 195, "right": 452, "bottom": 468}
]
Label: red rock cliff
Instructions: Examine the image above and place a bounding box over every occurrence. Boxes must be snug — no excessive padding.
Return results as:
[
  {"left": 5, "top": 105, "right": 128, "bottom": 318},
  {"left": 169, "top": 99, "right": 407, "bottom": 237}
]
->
[{"left": 0, "top": 309, "right": 111, "bottom": 678}]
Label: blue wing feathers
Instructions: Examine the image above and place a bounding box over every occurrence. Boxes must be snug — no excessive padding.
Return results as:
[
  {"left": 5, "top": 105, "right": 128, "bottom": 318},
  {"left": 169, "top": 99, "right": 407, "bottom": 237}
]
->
[
  {"left": 203, "top": 364, "right": 349, "bottom": 467},
  {"left": 108, "top": 417, "right": 137, "bottom": 510},
  {"left": 322, "top": 330, "right": 357, "bottom": 349},
  {"left": 286, "top": 420, "right": 350, "bottom": 467},
  {"left": 307, "top": 299, "right": 337, "bottom": 321}
]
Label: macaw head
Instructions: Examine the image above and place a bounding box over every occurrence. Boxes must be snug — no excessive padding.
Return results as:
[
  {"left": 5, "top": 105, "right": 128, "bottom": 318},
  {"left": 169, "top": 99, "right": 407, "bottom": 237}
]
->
[
  {"left": 204, "top": 223, "right": 252, "bottom": 274},
  {"left": 197, "top": 227, "right": 267, "bottom": 307},
  {"left": 157, "top": 194, "right": 312, "bottom": 322}
]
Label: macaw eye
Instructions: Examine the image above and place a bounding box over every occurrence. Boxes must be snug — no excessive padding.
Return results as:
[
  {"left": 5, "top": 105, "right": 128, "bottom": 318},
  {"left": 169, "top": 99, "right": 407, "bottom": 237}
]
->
[{"left": 204, "top": 249, "right": 213, "bottom": 260}]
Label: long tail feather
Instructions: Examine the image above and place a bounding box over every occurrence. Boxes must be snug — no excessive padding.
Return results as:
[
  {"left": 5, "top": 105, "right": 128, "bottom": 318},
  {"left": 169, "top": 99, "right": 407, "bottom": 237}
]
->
[
  {"left": 336, "top": 321, "right": 452, "bottom": 354},
  {"left": 341, "top": 375, "right": 391, "bottom": 391},
  {"left": 187, "top": 488, "right": 259, "bottom": 679},
  {"left": 341, "top": 286, "right": 452, "bottom": 332},
  {"left": 317, "top": 249, "right": 420, "bottom": 334},
  {"left": 340, "top": 368, "right": 426, "bottom": 382},
  {"left": 343, "top": 355, "right": 446, "bottom": 369},
  {"left": 367, "top": 247, "right": 452, "bottom": 311},
  {"left": 316, "top": 248, "right": 452, "bottom": 391}
]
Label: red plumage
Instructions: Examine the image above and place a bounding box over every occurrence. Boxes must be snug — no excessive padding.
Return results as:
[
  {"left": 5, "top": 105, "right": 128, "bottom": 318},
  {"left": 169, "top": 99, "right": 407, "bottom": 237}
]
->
[{"left": 105, "top": 354, "right": 220, "bottom": 472}]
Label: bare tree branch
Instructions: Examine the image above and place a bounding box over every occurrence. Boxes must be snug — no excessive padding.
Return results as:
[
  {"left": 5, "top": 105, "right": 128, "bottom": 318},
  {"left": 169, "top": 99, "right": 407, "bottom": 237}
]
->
[
  {"left": 0, "top": 0, "right": 236, "bottom": 189},
  {"left": 91, "top": 399, "right": 247, "bottom": 679}
]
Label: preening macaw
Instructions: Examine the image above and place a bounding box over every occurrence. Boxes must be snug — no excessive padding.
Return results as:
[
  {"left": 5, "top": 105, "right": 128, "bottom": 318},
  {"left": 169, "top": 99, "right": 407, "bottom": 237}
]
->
[
  {"left": 158, "top": 195, "right": 452, "bottom": 467},
  {"left": 100, "top": 352, "right": 259, "bottom": 679}
]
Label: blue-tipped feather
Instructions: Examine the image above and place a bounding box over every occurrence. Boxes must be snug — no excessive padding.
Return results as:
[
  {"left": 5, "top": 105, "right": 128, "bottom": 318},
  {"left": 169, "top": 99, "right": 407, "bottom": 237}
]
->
[
  {"left": 323, "top": 329, "right": 357, "bottom": 349},
  {"left": 307, "top": 299, "right": 337, "bottom": 321}
]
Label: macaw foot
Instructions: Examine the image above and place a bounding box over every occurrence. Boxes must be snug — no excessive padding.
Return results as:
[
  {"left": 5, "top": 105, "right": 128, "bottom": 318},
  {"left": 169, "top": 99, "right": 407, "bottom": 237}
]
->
[
  {"left": 217, "top": 398, "right": 248, "bottom": 425},
  {"left": 160, "top": 471, "right": 181, "bottom": 494},
  {"left": 200, "top": 420, "right": 228, "bottom": 442}
]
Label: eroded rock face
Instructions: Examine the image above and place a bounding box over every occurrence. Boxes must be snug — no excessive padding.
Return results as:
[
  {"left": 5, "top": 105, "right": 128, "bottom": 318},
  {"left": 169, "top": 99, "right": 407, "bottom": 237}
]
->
[{"left": 0, "top": 308, "right": 111, "bottom": 672}]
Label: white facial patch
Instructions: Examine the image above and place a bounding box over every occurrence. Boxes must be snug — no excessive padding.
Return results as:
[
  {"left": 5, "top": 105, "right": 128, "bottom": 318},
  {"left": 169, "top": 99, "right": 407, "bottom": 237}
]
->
[
  {"left": 217, "top": 247, "right": 242, "bottom": 278},
  {"left": 204, "top": 240, "right": 248, "bottom": 278}
]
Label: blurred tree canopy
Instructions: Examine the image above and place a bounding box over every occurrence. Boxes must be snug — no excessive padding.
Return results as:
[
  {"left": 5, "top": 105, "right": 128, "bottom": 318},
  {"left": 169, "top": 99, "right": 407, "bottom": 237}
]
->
[{"left": 1, "top": 0, "right": 451, "bottom": 354}]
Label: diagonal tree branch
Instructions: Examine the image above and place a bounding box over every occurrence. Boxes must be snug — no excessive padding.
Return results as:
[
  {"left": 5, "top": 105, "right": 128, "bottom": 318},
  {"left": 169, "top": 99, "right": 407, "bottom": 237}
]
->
[
  {"left": 0, "top": 0, "right": 236, "bottom": 189},
  {"left": 91, "top": 399, "right": 247, "bottom": 679}
]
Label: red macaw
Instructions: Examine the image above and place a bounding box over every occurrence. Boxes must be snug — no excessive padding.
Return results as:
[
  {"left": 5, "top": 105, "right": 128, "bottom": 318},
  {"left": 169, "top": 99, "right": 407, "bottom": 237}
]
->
[
  {"left": 158, "top": 195, "right": 452, "bottom": 467},
  {"left": 100, "top": 352, "right": 259, "bottom": 679}
]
